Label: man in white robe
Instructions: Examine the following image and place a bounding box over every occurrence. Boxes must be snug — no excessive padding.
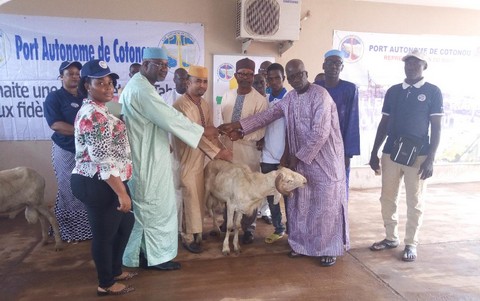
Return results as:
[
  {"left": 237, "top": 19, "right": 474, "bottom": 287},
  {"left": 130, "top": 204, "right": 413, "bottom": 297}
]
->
[{"left": 220, "top": 58, "right": 268, "bottom": 244}]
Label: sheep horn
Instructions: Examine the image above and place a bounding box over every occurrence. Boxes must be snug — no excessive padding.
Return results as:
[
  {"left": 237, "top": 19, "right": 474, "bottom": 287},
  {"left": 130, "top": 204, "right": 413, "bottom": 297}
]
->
[{"left": 275, "top": 172, "right": 292, "bottom": 197}]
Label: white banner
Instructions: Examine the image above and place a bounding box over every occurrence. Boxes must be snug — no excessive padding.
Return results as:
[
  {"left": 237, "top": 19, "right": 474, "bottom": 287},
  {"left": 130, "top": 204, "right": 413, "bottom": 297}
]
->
[
  {"left": 333, "top": 30, "right": 480, "bottom": 164},
  {"left": 0, "top": 14, "right": 204, "bottom": 140},
  {"left": 212, "top": 54, "right": 274, "bottom": 126}
]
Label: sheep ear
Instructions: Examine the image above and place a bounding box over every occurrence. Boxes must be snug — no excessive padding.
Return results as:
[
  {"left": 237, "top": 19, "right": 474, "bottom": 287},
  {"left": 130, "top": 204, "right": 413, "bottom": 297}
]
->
[{"left": 275, "top": 172, "right": 290, "bottom": 196}]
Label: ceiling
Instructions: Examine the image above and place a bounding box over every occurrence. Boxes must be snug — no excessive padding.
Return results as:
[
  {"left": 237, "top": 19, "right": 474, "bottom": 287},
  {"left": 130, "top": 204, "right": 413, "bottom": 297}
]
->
[
  {"left": 1, "top": 0, "right": 479, "bottom": 11},
  {"left": 355, "top": 0, "right": 480, "bottom": 10}
]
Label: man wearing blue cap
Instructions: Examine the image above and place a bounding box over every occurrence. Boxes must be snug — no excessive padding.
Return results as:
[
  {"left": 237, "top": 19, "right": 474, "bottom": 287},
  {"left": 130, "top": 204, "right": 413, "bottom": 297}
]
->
[
  {"left": 120, "top": 47, "right": 218, "bottom": 271},
  {"left": 315, "top": 49, "right": 360, "bottom": 196}
]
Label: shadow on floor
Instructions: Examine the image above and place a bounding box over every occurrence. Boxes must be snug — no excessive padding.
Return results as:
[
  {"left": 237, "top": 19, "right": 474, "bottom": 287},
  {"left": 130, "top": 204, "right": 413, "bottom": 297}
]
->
[{"left": 1, "top": 182, "right": 479, "bottom": 301}]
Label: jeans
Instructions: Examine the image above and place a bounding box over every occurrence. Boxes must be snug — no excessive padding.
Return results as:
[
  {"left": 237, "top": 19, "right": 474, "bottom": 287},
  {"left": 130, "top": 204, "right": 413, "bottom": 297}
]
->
[
  {"left": 261, "top": 163, "right": 286, "bottom": 235},
  {"left": 71, "top": 174, "right": 134, "bottom": 288}
]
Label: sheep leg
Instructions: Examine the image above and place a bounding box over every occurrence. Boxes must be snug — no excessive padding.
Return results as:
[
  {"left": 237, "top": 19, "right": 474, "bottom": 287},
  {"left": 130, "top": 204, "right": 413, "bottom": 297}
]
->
[
  {"left": 222, "top": 206, "right": 235, "bottom": 256},
  {"left": 37, "top": 212, "right": 49, "bottom": 246},
  {"left": 233, "top": 211, "right": 242, "bottom": 255},
  {"left": 36, "top": 205, "right": 63, "bottom": 251},
  {"left": 273, "top": 191, "right": 281, "bottom": 205},
  {"left": 208, "top": 196, "right": 221, "bottom": 237}
]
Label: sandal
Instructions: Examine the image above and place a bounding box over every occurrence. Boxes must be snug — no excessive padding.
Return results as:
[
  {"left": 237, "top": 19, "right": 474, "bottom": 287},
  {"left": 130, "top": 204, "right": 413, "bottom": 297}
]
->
[
  {"left": 114, "top": 271, "right": 138, "bottom": 281},
  {"left": 265, "top": 233, "right": 284, "bottom": 244},
  {"left": 287, "top": 250, "right": 304, "bottom": 258},
  {"left": 370, "top": 239, "right": 399, "bottom": 251},
  {"left": 97, "top": 284, "right": 135, "bottom": 296},
  {"left": 320, "top": 256, "right": 336, "bottom": 267},
  {"left": 402, "top": 245, "right": 417, "bottom": 262}
]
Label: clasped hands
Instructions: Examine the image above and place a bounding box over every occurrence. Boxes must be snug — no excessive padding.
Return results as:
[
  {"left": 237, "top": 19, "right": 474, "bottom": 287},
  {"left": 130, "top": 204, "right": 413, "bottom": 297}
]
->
[
  {"left": 217, "top": 122, "right": 243, "bottom": 141},
  {"left": 203, "top": 125, "right": 233, "bottom": 162},
  {"left": 203, "top": 124, "right": 241, "bottom": 142}
]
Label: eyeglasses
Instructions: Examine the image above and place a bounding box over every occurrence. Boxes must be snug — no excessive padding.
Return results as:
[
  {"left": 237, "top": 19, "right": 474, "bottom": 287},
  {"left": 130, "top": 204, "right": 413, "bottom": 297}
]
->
[
  {"left": 149, "top": 61, "right": 169, "bottom": 70},
  {"left": 287, "top": 71, "right": 306, "bottom": 82},
  {"left": 236, "top": 72, "right": 254, "bottom": 78},
  {"left": 324, "top": 61, "right": 343, "bottom": 68}
]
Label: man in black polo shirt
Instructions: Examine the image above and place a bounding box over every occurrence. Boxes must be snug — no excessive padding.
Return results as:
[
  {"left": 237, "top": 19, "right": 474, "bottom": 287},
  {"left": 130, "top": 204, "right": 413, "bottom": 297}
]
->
[{"left": 368, "top": 50, "right": 443, "bottom": 262}]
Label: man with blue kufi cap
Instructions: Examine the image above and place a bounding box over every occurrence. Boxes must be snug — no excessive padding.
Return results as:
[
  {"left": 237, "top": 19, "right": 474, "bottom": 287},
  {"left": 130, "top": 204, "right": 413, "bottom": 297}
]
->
[
  {"left": 315, "top": 49, "right": 360, "bottom": 198},
  {"left": 120, "top": 47, "right": 219, "bottom": 271}
]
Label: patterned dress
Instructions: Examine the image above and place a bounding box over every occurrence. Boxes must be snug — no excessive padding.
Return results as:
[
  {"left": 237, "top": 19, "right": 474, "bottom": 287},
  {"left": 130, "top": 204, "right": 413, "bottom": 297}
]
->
[
  {"left": 43, "top": 88, "right": 92, "bottom": 242},
  {"left": 240, "top": 84, "right": 349, "bottom": 257}
]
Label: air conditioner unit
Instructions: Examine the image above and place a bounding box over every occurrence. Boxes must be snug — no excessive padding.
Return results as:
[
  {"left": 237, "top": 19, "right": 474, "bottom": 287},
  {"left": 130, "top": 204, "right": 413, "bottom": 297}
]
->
[{"left": 236, "top": 0, "right": 301, "bottom": 42}]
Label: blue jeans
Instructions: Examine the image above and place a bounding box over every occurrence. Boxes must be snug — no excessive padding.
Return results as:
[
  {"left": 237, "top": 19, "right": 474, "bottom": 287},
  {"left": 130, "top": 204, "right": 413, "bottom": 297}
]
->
[
  {"left": 261, "top": 163, "right": 286, "bottom": 235},
  {"left": 71, "top": 174, "right": 134, "bottom": 288}
]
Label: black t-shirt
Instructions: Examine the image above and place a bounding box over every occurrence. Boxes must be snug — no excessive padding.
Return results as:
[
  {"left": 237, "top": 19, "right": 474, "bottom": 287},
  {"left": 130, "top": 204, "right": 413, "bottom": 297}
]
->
[
  {"left": 382, "top": 81, "right": 443, "bottom": 155},
  {"left": 43, "top": 87, "right": 83, "bottom": 153}
]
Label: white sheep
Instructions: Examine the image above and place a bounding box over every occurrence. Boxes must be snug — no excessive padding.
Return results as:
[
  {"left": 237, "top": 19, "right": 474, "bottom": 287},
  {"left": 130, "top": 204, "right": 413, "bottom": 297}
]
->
[
  {"left": 204, "top": 160, "right": 307, "bottom": 255},
  {"left": 0, "top": 167, "right": 63, "bottom": 251}
]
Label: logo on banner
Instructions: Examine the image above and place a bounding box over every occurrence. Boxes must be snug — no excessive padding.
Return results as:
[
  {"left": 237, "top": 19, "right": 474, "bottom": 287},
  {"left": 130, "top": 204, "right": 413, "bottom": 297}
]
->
[
  {"left": 160, "top": 30, "right": 201, "bottom": 72},
  {"left": 339, "top": 35, "right": 364, "bottom": 63},
  {"left": 217, "top": 63, "right": 235, "bottom": 81},
  {"left": 0, "top": 30, "right": 10, "bottom": 68}
]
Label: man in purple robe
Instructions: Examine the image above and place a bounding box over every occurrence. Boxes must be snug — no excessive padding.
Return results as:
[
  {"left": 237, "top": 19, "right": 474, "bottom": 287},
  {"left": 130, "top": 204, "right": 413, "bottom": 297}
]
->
[
  {"left": 219, "top": 59, "right": 349, "bottom": 267},
  {"left": 315, "top": 49, "right": 360, "bottom": 194}
]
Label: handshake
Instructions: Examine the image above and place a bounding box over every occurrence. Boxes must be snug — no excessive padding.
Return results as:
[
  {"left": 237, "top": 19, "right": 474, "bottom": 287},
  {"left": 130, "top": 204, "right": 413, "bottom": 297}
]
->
[
  {"left": 217, "top": 121, "right": 244, "bottom": 141},
  {"left": 202, "top": 122, "right": 242, "bottom": 163},
  {"left": 203, "top": 121, "right": 244, "bottom": 142}
]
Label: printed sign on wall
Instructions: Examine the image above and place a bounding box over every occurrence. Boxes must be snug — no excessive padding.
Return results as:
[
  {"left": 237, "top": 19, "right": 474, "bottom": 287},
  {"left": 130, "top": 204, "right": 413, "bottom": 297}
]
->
[
  {"left": 0, "top": 14, "right": 204, "bottom": 140},
  {"left": 333, "top": 30, "right": 480, "bottom": 164}
]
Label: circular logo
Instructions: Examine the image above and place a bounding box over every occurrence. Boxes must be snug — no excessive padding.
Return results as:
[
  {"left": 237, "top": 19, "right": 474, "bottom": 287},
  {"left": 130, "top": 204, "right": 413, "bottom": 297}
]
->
[
  {"left": 99, "top": 61, "right": 108, "bottom": 69},
  {"left": 160, "top": 30, "right": 201, "bottom": 73},
  {"left": 217, "top": 63, "right": 235, "bottom": 81},
  {"left": 70, "top": 102, "right": 80, "bottom": 108},
  {"left": 418, "top": 94, "right": 426, "bottom": 102},
  {"left": 0, "top": 29, "right": 11, "bottom": 69},
  {"left": 339, "top": 35, "right": 364, "bottom": 63}
]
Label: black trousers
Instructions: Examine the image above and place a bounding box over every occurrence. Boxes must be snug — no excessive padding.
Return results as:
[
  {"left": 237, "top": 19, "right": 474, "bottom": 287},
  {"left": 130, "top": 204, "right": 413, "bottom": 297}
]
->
[{"left": 71, "top": 174, "right": 134, "bottom": 288}]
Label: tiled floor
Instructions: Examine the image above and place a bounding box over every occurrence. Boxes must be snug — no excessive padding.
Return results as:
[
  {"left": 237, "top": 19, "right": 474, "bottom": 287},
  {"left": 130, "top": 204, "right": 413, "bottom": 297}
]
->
[{"left": 1, "top": 182, "right": 479, "bottom": 300}]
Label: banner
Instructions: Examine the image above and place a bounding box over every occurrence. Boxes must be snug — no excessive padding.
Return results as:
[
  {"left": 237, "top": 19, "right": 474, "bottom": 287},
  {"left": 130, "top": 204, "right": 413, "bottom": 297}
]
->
[
  {"left": 212, "top": 54, "right": 274, "bottom": 126},
  {"left": 0, "top": 14, "right": 204, "bottom": 140},
  {"left": 332, "top": 30, "right": 480, "bottom": 164}
]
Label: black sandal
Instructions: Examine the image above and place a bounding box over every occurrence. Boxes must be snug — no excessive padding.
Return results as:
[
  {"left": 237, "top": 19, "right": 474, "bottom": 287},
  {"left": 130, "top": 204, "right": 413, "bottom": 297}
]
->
[
  {"left": 402, "top": 245, "right": 417, "bottom": 262},
  {"left": 97, "top": 284, "right": 135, "bottom": 296},
  {"left": 320, "top": 256, "right": 336, "bottom": 267},
  {"left": 370, "top": 239, "right": 399, "bottom": 251}
]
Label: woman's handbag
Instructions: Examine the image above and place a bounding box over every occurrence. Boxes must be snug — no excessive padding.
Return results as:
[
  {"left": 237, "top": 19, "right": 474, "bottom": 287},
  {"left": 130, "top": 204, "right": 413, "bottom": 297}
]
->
[{"left": 390, "top": 136, "right": 423, "bottom": 166}]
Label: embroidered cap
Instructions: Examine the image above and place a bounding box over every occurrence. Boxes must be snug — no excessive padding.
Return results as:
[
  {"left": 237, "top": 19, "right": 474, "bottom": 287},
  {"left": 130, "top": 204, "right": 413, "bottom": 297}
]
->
[
  {"left": 188, "top": 65, "right": 208, "bottom": 78},
  {"left": 80, "top": 59, "right": 119, "bottom": 79},
  {"left": 236, "top": 58, "right": 255, "bottom": 72},
  {"left": 143, "top": 47, "right": 168, "bottom": 60},
  {"left": 324, "top": 49, "right": 347, "bottom": 59}
]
